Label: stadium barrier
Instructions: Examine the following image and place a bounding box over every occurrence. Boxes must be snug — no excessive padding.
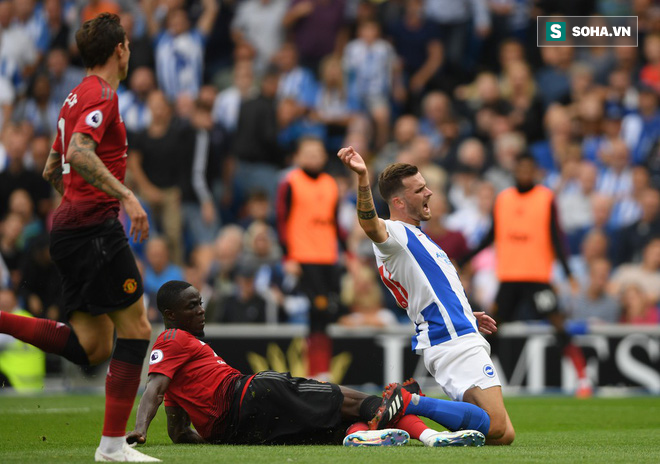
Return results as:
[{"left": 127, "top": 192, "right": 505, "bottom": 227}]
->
[{"left": 53, "top": 322, "right": 660, "bottom": 395}]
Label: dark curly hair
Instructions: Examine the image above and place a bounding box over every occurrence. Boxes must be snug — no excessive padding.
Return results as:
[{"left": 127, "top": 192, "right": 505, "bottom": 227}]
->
[{"left": 75, "top": 13, "right": 126, "bottom": 69}]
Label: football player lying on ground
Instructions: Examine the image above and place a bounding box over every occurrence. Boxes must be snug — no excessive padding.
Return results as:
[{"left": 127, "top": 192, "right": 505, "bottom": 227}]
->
[{"left": 127, "top": 281, "right": 498, "bottom": 448}]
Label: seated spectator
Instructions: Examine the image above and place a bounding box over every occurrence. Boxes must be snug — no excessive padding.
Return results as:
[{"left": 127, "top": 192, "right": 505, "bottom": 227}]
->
[
  {"left": 619, "top": 283, "right": 660, "bottom": 324},
  {"left": 484, "top": 131, "right": 525, "bottom": 193},
  {"left": 406, "top": 135, "right": 447, "bottom": 194},
  {"left": 597, "top": 139, "right": 633, "bottom": 205},
  {"left": 609, "top": 238, "right": 660, "bottom": 304},
  {"left": 530, "top": 104, "right": 573, "bottom": 173},
  {"left": 18, "top": 234, "right": 60, "bottom": 320},
  {"left": 447, "top": 138, "right": 486, "bottom": 212},
  {"left": 144, "top": 237, "right": 184, "bottom": 322},
  {"left": 557, "top": 161, "right": 598, "bottom": 253},
  {"left": 207, "top": 225, "right": 244, "bottom": 316},
  {"left": 374, "top": 114, "right": 419, "bottom": 176},
  {"left": 614, "top": 187, "right": 660, "bottom": 265},
  {"left": 446, "top": 180, "right": 495, "bottom": 249},
  {"left": 418, "top": 91, "right": 452, "bottom": 151},
  {"left": 0, "top": 288, "right": 45, "bottom": 393},
  {"left": 339, "top": 264, "right": 396, "bottom": 328},
  {"left": 423, "top": 193, "right": 469, "bottom": 263},
  {"left": 535, "top": 46, "right": 572, "bottom": 107},
  {"left": 7, "top": 189, "right": 42, "bottom": 248},
  {"left": 566, "top": 258, "right": 620, "bottom": 324},
  {"left": 214, "top": 259, "right": 279, "bottom": 324},
  {"left": 212, "top": 59, "right": 255, "bottom": 135},
  {"left": 0, "top": 212, "right": 24, "bottom": 289}
]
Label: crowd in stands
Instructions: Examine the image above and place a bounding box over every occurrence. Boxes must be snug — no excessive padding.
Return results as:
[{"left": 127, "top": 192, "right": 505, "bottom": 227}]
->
[{"left": 1, "top": 0, "right": 660, "bottom": 331}]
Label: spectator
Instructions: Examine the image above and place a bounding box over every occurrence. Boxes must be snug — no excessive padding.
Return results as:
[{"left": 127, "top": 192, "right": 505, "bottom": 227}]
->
[
  {"left": 128, "top": 90, "right": 191, "bottom": 265},
  {"left": 597, "top": 139, "right": 633, "bottom": 204},
  {"left": 566, "top": 258, "right": 620, "bottom": 324},
  {"left": 0, "top": 123, "right": 51, "bottom": 220},
  {"left": 374, "top": 115, "right": 419, "bottom": 176},
  {"left": 80, "top": 0, "right": 120, "bottom": 23},
  {"left": 535, "top": 46, "right": 573, "bottom": 107},
  {"left": 46, "top": 48, "right": 85, "bottom": 107},
  {"left": 228, "top": 66, "right": 282, "bottom": 204},
  {"left": 208, "top": 224, "right": 244, "bottom": 310},
  {"left": 282, "top": 0, "right": 346, "bottom": 74},
  {"left": 446, "top": 179, "right": 495, "bottom": 249},
  {"left": 43, "top": 0, "right": 71, "bottom": 51},
  {"left": 18, "top": 234, "right": 61, "bottom": 320},
  {"left": 214, "top": 259, "right": 272, "bottom": 324},
  {"left": 557, "top": 161, "right": 599, "bottom": 253},
  {"left": 0, "top": 1, "right": 38, "bottom": 94},
  {"left": 614, "top": 186, "right": 660, "bottom": 265},
  {"left": 118, "top": 66, "right": 156, "bottom": 134},
  {"left": 639, "top": 33, "right": 660, "bottom": 94},
  {"left": 7, "top": 189, "right": 42, "bottom": 249},
  {"left": 388, "top": 0, "right": 444, "bottom": 108},
  {"left": 13, "top": 73, "right": 59, "bottom": 136},
  {"left": 619, "top": 283, "right": 660, "bottom": 324},
  {"left": 231, "top": 0, "right": 289, "bottom": 75},
  {"left": 212, "top": 59, "right": 255, "bottom": 135},
  {"left": 274, "top": 42, "right": 318, "bottom": 111},
  {"left": 339, "top": 264, "right": 396, "bottom": 328},
  {"left": 238, "top": 191, "right": 276, "bottom": 230},
  {"left": 143, "top": 237, "right": 184, "bottom": 322},
  {"left": 119, "top": 10, "right": 154, "bottom": 82},
  {"left": 424, "top": 0, "right": 491, "bottom": 79},
  {"left": 0, "top": 212, "right": 24, "bottom": 289},
  {"left": 500, "top": 61, "right": 544, "bottom": 143},
  {"left": 609, "top": 238, "right": 660, "bottom": 304},
  {"left": 147, "top": 0, "right": 219, "bottom": 100},
  {"left": 423, "top": 192, "right": 469, "bottom": 262},
  {"left": 621, "top": 85, "right": 660, "bottom": 165},
  {"left": 343, "top": 19, "right": 398, "bottom": 149},
  {"left": 484, "top": 131, "right": 525, "bottom": 193},
  {"left": 418, "top": 91, "right": 453, "bottom": 151}
]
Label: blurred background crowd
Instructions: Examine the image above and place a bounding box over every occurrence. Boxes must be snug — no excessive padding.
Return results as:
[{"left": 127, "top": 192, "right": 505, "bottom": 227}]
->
[{"left": 1, "top": 0, "right": 660, "bottom": 344}]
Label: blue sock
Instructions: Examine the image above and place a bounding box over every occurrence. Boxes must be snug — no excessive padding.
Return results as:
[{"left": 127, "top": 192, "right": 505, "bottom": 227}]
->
[{"left": 405, "top": 395, "right": 491, "bottom": 436}]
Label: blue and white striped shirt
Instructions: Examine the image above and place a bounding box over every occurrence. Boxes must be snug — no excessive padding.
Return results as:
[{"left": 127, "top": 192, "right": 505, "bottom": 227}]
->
[
  {"left": 373, "top": 220, "right": 478, "bottom": 352},
  {"left": 155, "top": 28, "right": 206, "bottom": 100}
]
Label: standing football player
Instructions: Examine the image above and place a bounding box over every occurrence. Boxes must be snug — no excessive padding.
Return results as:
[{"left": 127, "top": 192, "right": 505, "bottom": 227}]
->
[{"left": 0, "top": 13, "right": 157, "bottom": 462}]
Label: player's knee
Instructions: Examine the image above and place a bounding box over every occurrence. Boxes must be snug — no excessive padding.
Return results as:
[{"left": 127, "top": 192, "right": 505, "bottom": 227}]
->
[
  {"left": 487, "top": 414, "right": 508, "bottom": 440},
  {"left": 86, "top": 341, "right": 113, "bottom": 365},
  {"left": 500, "top": 426, "right": 515, "bottom": 445}
]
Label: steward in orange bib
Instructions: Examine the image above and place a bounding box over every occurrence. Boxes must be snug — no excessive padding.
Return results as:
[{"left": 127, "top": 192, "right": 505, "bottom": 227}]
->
[
  {"left": 276, "top": 137, "right": 345, "bottom": 380},
  {"left": 461, "top": 153, "right": 592, "bottom": 396}
]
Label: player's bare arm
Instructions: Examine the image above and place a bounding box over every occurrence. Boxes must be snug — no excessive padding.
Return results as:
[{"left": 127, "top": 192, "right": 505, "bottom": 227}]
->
[
  {"left": 42, "top": 148, "right": 64, "bottom": 195},
  {"left": 165, "top": 406, "right": 206, "bottom": 444},
  {"left": 127, "top": 373, "right": 171, "bottom": 444},
  {"left": 67, "top": 132, "right": 149, "bottom": 242},
  {"left": 337, "top": 146, "right": 388, "bottom": 243}
]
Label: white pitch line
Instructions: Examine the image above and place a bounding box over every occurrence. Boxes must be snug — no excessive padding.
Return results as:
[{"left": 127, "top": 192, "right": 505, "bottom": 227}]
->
[{"left": 3, "top": 407, "right": 93, "bottom": 414}]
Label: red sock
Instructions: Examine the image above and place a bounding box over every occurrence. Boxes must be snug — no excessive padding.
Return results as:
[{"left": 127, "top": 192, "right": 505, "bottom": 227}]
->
[
  {"left": 395, "top": 415, "right": 429, "bottom": 440},
  {"left": 346, "top": 422, "right": 369, "bottom": 436},
  {"left": 563, "top": 343, "right": 587, "bottom": 379},
  {"left": 307, "top": 332, "right": 331, "bottom": 377},
  {"left": 1, "top": 311, "right": 69, "bottom": 352},
  {"left": 102, "top": 339, "right": 148, "bottom": 437}
]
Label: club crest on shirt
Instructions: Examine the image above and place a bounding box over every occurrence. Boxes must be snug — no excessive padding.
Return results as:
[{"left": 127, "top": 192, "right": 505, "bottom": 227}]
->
[
  {"left": 123, "top": 278, "right": 138, "bottom": 294},
  {"left": 150, "top": 349, "right": 164, "bottom": 365},
  {"left": 85, "top": 110, "right": 103, "bottom": 128},
  {"left": 483, "top": 364, "right": 495, "bottom": 378}
]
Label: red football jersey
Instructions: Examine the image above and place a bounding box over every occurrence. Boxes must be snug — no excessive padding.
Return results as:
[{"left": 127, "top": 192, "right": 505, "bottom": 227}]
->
[
  {"left": 148, "top": 329, "right": 242, "bottom": 440},
  {"left": 51, "top": 75, "right": 128, "bottom": 230}
]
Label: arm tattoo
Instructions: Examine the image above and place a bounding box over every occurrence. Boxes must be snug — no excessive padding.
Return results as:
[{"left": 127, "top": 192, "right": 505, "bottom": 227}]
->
[
  {"left": 356, "top": 183, "right": 378, "bottom": 222},
  {"left": 358, "top": 209, "right": 377, "bottom": 220},
  {"left": 67, "top": 133, "right": 130, "bottom": 200},
  {"left": 43, "top": 149, "right": 64, "bottom": 195}
]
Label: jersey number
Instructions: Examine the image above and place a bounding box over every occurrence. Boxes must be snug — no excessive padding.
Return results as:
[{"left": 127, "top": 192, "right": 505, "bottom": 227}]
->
[{"left": 58, "top": 117, "right": 71, "bottom": 174}]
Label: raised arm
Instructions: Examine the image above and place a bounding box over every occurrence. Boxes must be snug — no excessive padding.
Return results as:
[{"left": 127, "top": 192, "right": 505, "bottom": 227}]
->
[
  {"left": 197, "top": 0, "right": 220, "bottom": 37},
  {"left": 42, "top": 148, "right": 64, "bottom": 195},
  {"left": 337, "top": 146, "right": 388, "bottom": 243},
  {"left": 165, "top": 405, "right": 206, "bottom": 444},
  {"left": 126, "top": 373, "right": 171, "bottom": 445},
  {"left": 67, "top": 132, "right": 149, "bottom": 242}
]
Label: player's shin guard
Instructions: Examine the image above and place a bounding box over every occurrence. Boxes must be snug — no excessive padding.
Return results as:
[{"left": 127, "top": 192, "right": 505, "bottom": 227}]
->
[
  {"left": 405, "top": 395, "right": 491, "bottom": 437},
  {"left": 103, "top": 338, "right": 149, "bottom": 437},
  {"left": 0, "top": 312, "right": 89, "bottom": 365}
]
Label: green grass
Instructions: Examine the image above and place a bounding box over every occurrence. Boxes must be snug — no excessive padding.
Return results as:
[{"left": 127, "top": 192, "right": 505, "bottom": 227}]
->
[{"left": 1, "top": 394, "right": 659, "bottom": 463}]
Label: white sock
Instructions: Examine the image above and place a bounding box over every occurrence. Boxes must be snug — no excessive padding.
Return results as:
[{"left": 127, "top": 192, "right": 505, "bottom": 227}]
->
[
  {"left": 419, "top": 428, "right": 438, "bottom": 446},
  {"left": 98, "top": 436, "right": 125, "bottom": 454}
]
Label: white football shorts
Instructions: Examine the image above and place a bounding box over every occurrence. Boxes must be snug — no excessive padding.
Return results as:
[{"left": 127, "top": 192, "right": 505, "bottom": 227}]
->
[{"left": 423, "top": 332, "right": 501, "bottom": 401}]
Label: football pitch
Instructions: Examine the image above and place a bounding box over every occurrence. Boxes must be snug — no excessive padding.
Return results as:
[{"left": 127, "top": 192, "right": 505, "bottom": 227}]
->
[{"left": 1, "top": 394, "right": 659, "bottom": 463}]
